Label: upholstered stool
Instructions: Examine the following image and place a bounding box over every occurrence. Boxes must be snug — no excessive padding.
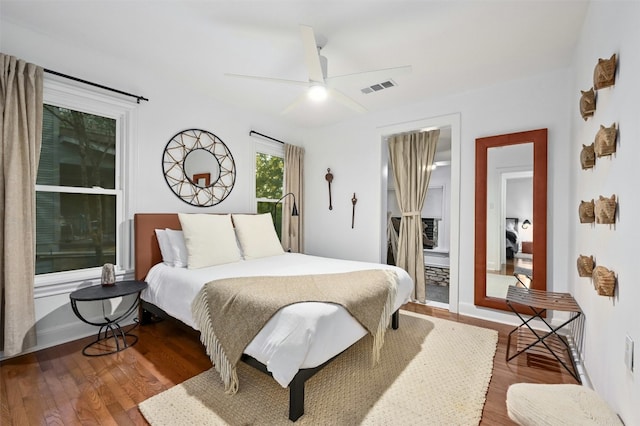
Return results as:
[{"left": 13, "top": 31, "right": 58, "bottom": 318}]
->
[{"left": 506, "top": 383, "right": 622, "bottom": 425}]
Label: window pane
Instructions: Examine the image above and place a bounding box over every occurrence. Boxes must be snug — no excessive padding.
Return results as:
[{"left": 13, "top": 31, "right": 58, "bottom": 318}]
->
[
  {"left": 255, "top": 153, "right": 283, "bottom": 200},
  {"left": 36, "top": 192, "right": 116, "bottom": 274},
  {"left": 258, "top": 201, "right": 281, "bottom": 239},
  {"left": 37, "top": 104, "right": 116, "bottom": 189}
]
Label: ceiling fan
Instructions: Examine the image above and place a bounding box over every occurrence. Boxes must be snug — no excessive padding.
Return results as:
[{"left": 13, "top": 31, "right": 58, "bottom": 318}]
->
[{"left": 225, "top": 25, "right": 412, "bottom": 114}]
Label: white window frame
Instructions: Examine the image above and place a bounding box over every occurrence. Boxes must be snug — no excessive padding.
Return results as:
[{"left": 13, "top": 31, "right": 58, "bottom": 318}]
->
[
  {"left": 253, "top": 139, "right": 285, "bottom": 212},
  {"left": 34, "top": 78, "right": 137, "bottom": 298}
]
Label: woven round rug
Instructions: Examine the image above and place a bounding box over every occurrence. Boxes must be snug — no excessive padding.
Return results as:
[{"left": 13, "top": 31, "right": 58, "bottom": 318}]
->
[{"left": 139, "top": 311, "right": 498, "bottom": 425}]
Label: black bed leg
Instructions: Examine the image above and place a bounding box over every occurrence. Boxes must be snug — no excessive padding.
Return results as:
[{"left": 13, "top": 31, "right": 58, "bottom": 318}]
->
[
  {"left": 139, "top": 307, "right": 153, "bottom": 325},
  {"left": 289, "top": 374, "right": 305, "bottom": 421},
  {"left": 391, "top": 310, "right": 399, "bottom": 330}
]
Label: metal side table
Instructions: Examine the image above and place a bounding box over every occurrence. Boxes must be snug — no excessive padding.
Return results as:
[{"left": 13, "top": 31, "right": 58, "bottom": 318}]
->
[
  {"left": 69, "top": 280, "right": 147, "bottom": 356},
  {"left": 505, "top": 285, "right": 582, "bottom": 382}
]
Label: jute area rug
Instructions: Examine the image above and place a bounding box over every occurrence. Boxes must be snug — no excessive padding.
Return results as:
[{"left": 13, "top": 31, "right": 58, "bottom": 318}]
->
[{"left": 139, "top": 311, "right": 498, "bottom": 425}]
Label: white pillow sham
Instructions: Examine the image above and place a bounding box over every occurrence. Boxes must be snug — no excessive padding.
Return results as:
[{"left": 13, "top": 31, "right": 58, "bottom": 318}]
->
[
  {"left": 178, "top": 213, "right": 241, "bottom": 268},
  {"left": 232, "top": 213, "right": 284, "bottom": 259},
  {"left": 165, "top": 229, "right": 189, "bottom": 268},
  {"left": 155, "top": 229, "right": 174, "bottom": 265},
  {"left": 155, "top": 229, "right": 189, "bottom": 267}
]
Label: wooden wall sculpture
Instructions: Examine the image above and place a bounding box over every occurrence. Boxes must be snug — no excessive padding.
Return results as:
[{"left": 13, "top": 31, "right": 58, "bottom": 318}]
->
[
  {"left": 579, "top": 87, "right": 596, "bottom": 120},
  {"left": 580, "top": 143, "right": 596, "bottom": 169},
  {"left": 593, "top": 265, "right": 616, "bottom": 296},
  {"left": 594, "top": 194, "right": 617, "bottom": 225},
  {"left": 593, "top": 54, "right": 617, "bottom": 90},
  {"left": 579, "top": 199, "right": 595, "bottom": 223},
  {"left": 577, "top": 255, "right": 595, "bottom": 277},
  {"left": 594, "top": 123, "right": 617, "bottom": 157}
]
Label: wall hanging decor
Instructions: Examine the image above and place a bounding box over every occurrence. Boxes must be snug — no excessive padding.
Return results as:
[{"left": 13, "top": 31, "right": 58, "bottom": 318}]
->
[
  {"left": 580, "top": 143, "right": 596, "bottom": 169},
  {"left": 592, "top": 265, "right": 616, "bottom": 296},
  {"left": 594, "top": 194, "right": 617, "bottom": 225},
  {"left": 162, "top": 129, "right": 236, "bottom": 207},
  {"left": 593, "top": 53, "right": 617, "bottom": 90},
  {"left": 579, "top": 199, "right": 595, "bottom": 223},
  {"left": 579, "top": 87, "right": 596, "bottom": 121},
  {"left": 577, "top": 255, "right": 595, "bottom": 277},
  {"left": 594, "top": 123, "right": 618, "bottom": 157},
  {"left": 351, "top": 193, "right": 357, "bottom": 229},
  {"left": 325, "top": 168, "right": 334, "bottom": 210}
]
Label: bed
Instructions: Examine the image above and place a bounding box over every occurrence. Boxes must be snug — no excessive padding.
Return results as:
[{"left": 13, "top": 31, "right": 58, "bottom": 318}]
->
[{"left": 133, "top": 213, "right": 413, "bottom": 421}]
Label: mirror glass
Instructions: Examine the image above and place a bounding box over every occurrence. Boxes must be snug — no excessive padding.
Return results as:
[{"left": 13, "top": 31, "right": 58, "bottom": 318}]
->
[
  {"left": 184, "top": 149, "right": 220, "bottom": 188},
  {"left": 485, "top": 143, "right": 533, "bottom": 298},
  {"left": 474, "top": 129, "right": 547, "bottom": 312}
]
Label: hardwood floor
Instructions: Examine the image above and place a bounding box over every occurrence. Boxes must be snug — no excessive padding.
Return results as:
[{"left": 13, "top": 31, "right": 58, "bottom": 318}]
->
[{"left": 1, "top": 303, "right": 578, "bottom": 425}]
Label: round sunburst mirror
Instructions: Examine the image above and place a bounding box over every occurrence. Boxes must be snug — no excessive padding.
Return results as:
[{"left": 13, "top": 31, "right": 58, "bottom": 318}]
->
[{"left": 162, "top": 129, "right": 236, "bottom": 207}]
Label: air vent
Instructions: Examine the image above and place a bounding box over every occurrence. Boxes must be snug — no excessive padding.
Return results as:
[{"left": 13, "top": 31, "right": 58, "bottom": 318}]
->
[{"left": 361, "top": 80, "right": 397, "bottom": 94}]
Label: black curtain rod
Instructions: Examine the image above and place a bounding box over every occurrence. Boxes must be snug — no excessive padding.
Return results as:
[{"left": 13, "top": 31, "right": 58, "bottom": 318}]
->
[
  {"left": 44, "top": 68, "right": 149, "bottom": 104},
  {"left": 249, "top": 130, "right": 286, "bottom": 145}
]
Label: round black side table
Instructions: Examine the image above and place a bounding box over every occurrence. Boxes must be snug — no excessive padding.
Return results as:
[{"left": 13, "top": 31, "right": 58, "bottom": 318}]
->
[{"left": 69, "top": 280, "right": 147, "bottom": 356}]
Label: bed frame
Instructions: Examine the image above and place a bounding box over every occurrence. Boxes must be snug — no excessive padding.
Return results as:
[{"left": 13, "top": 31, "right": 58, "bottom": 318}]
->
[{"left": 133, "top": 213, "right": 399, "bottom": 421}]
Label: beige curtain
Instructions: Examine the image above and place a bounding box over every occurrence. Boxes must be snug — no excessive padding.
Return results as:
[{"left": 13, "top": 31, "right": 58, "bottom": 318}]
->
[
  {"left": 388, "top": 130, "right": 439, "bottom": 303},
  {"left": 282, "top": 144, "right": 304, "bottom": 253},
  {"left": 0, "top": 54, "right": 44, "bottom": 356}
]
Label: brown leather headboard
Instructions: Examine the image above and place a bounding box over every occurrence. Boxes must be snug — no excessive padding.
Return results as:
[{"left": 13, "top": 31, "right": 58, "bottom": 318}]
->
[{"left": 134, "top": 213, "right": 181, "bottom": 281}]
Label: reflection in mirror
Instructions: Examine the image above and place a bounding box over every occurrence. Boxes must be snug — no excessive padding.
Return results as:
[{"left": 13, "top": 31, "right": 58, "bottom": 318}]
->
[
  {"left": 485, "top": 143, "right": 533, "bottom": 299},
  {"left": 184, "top": 149, "right": 220, "bottom": 188},
  {"left": 474, "top": 129, "right": 547, "bottom": 313}
]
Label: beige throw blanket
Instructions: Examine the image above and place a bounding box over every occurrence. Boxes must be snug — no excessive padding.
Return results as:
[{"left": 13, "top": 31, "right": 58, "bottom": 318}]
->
[{"left": 191, "top": 269, "right": 398, "bottom": 394}]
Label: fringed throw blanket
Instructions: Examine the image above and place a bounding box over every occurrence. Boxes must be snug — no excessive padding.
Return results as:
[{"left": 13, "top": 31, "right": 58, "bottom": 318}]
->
[{"left": 192, "top": 269, "right": 398, "bottom": 394}]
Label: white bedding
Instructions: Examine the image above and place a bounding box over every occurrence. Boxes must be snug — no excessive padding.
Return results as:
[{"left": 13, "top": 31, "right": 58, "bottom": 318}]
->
[{"left": 142, "top": 253, "right": 413, "bottom": 387}]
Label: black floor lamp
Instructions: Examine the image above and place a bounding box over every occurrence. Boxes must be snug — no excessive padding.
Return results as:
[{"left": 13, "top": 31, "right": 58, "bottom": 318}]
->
[{"left": 272, "top": 192, "right": 299, "bottom": 224}]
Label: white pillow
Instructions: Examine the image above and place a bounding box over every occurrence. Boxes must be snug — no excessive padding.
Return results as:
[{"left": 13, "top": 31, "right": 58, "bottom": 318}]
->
[
  {"left": 232, "top": 213, "right": 284, "bottom": 259},
  {"left": 165, "top": 229, "right": 188, "bottom": 268},
  {"left": 155, "top": 229, "right": 174, "bottom": 265},
  {"left": 178, "top": 213, "right": 241, "bottom": 268}
]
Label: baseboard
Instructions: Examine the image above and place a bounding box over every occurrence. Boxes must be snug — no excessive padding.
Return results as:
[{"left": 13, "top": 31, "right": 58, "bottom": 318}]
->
[{"left": 1, "top": 314, "right": 137, "bottom": 361}]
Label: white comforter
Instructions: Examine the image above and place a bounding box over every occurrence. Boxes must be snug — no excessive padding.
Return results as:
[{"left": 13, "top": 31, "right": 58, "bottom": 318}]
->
[{"left": 142, "top": 253, "right": 413, "bottom": 387}]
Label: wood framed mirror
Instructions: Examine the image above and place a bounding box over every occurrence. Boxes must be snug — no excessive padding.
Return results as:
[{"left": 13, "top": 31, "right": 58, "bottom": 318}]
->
[{"left": 474, "top": 128, "right": 547, "bottom": 312}]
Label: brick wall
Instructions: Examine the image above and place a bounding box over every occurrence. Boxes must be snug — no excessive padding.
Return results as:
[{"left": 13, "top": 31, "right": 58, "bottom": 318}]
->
[{"left": 425, "top": 265, "right": 450, "bottom": 286}]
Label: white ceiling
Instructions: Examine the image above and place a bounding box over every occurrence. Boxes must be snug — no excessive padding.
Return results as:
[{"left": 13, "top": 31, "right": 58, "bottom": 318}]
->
[{"left": 1, "top": 0, "right": 589, "bottom": 128}]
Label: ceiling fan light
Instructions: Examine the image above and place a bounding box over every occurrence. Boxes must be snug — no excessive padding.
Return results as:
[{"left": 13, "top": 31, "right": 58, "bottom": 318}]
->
[{"left": 308, "top": 85, "right": 328, "bottom": 102}]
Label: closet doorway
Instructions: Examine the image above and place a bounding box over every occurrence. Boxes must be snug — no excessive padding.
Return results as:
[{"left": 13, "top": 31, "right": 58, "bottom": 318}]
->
[{"left": 378, "top": 114, "right": 461, "bottom": 312}]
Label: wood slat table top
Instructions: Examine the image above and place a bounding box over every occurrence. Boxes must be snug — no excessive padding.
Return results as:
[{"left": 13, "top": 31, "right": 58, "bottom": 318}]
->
[{"left": 506, "top": 285, "right": 581, "bottom": 313}]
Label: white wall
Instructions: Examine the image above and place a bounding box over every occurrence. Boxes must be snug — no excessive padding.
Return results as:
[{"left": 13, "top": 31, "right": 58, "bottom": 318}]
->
[
  {"left": 301, "top": 68, "right": 572, "bottom": 324},
  {"left": 568, "top": 2, "right": 640, "bottom": 424},
  {"left": 1, "top": 19, "right": 305, "bottom": 353},
  {"left": 506, "top": 178, "right": 533, "bottom": 226}
]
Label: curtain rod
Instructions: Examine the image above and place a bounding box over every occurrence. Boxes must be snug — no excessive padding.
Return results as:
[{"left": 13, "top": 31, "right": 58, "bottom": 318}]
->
[
  {"left": 44, "top": 68, "right": 149, "bottom": 104},
  {"left": 249, "top": 130, "right": 286, "bottom": 145}
]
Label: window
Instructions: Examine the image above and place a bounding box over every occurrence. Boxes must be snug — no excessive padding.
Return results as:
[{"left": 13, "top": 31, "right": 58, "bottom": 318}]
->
[
  {"left": 35, "top": 79, "right": 135, "bottom": 287},
  {"left": 255, "top": 142, "right": 284, "bottom": 238}
]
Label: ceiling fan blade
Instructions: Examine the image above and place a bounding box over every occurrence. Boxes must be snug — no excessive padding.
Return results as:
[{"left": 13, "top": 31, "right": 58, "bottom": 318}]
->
[
  {"left": 327, "top": 65, "right": 412, "bottom": 87},
  {"left": 280, "top": 92, "right": 309, "bottom": 115},
  {"left": 299, "top": 25, "right": 325, "bottom": 83},
  {"left": 328, "top": 88, "right": 367, "bottom": 113},
  {"left": 225, "top": 73, "right": 309, "bottom": 87}
]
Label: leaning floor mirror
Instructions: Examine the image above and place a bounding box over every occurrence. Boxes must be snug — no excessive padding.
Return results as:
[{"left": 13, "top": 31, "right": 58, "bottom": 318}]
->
[{"left": 474, "top": 128, "right": 547, "bottom": 313}]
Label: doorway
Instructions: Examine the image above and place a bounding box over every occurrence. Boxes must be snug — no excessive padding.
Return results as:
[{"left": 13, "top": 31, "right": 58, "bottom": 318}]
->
[{"left": 378, "top": 113, "right": 461, "bottom": 312}]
